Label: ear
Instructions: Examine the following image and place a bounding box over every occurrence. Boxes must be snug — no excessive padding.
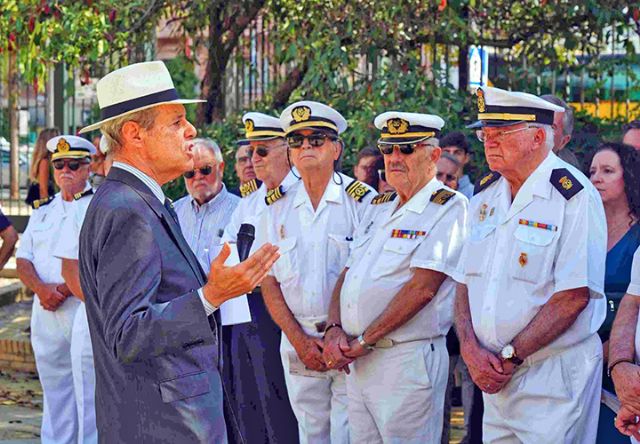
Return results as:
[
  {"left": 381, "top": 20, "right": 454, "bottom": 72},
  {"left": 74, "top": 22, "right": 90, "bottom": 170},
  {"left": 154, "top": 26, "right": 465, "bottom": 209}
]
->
[
  {"left": 533, "top": 127, "right": 547, "bottom": 148},
  {"left": 430, "top": 146, "right": 442, "bottom": 164},
  {"left": 121, "top": 121, "right": 143, "bottom": 149},
  {"left": 333, "top": 139, "right": 344, "bottom": 161}
]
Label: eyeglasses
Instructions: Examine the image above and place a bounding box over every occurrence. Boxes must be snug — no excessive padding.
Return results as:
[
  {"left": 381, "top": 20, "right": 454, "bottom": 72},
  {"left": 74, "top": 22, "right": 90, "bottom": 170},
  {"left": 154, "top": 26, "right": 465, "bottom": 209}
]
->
[
  {"left": 377, "top": 142, "right": 427, "bottom": 155},
  {"left": 183, "top": 165, "right": 213, "bottom": 179},
  {"left": 436, "top": 171, "right": 457, "bottom": 183},
  {"left": 287, "top": 133, "right": 337, "bottom": 149},
  {"left": 247, "top": 143, "right": 286, "bottom": 158},
  {"left": 476, "top": 126, "right": 532, "bottom": 143},
  {"left": 378, "top": 169, "right": 386, "bottom": 182},
  {"left": 52, "top": 159, "right": 89, "bottom": 171}
]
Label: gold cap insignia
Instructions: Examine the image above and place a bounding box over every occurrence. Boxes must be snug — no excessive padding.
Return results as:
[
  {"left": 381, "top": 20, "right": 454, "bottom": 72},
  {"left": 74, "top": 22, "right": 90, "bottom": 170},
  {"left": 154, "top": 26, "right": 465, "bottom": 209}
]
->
[
  {"left": 559, "top": 176, "right": 573, "bottom": 190},
  {"left": 57, "top": 138, "right": 70, "bottom": 153},
  {"left": 291, "top": 106, "right": 311, "bottom": 123},
  {"left": 244, "top": 119, "right": 255, "bottom": 133},
  {"left": 519, "top": 252, "right": 528, "bottom": 267},
  {"left": 387, "top": 118, "right": 409, "bottom": 135},
  {"left": 477, "top": 88, "right": 486, "bottom": 113}
]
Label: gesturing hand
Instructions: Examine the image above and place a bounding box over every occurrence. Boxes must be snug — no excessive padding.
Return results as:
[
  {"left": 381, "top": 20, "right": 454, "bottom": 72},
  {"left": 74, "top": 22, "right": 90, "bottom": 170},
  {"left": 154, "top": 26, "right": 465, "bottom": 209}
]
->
[
  {"left": 38, "top": 283, "right": 66, "bottom": 311},
  {"left": 294, "top": 335, "right": 328, "bottom": 372},
  {"left": 203, "top": 242, "right": 279, "bottom": 307},
  {"left": 323, "top": 328, "right": 353, "bottom": 374},
  {"left": 461, "top": 343, "right": 512, "bottom": 394}
]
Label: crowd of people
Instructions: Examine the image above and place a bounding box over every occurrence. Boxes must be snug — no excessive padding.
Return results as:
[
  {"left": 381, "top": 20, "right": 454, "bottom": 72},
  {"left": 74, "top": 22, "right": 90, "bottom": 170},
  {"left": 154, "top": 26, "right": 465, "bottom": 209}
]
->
[{"left": 7, "top": 59, "right": 640, "bottom": 444}]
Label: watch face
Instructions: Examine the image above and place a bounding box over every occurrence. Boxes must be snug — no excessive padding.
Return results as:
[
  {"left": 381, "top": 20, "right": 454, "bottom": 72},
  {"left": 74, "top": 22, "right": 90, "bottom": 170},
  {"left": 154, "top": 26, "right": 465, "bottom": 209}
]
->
[{"left": 501, "top": 345, "right": 514, "bottom": 360}]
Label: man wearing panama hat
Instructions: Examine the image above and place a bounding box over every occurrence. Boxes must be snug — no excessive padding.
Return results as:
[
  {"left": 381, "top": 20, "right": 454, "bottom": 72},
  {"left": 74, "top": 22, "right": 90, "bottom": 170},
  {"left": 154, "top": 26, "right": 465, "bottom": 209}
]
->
[{"left": 77, "top": 61, "right": 280, "bottom": 443}]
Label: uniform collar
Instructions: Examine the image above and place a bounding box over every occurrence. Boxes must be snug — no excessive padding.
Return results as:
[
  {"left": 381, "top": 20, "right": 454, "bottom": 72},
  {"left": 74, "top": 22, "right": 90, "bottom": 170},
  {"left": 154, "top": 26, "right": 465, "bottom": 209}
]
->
[
  {"left": 394, "top": 176, "right": 442, "bottom": 216},
  {"left": 503, "top": 151, "right": 556, "bottom": 221},
  {"left": 293, "top": 173, "right": 343, "bottom": 209}
]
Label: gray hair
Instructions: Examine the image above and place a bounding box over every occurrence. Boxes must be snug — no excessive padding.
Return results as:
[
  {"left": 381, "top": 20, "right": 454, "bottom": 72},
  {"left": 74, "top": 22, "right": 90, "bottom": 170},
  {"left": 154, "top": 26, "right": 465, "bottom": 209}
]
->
[
  {"left": 530, "top": 124, "right": 555, "bottom": 151},
  {"left": 192, "top": 138, "right": 223, "bottom": 163},
  {"left": 100, "top": 107, "right": 158, "bottom": 154},
  {"left": 540, "top": 94, "right": 574, "bottom": 137},
  {"left": 440, "top": 152, "right": 461, "bottom": 168}
]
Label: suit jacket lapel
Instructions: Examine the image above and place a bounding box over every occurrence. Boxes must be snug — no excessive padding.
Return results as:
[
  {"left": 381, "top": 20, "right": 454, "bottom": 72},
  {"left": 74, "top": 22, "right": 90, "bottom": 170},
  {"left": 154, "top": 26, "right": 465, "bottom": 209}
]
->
[{"left": 106, "top": 168, "right": 207, "bottom": 285}]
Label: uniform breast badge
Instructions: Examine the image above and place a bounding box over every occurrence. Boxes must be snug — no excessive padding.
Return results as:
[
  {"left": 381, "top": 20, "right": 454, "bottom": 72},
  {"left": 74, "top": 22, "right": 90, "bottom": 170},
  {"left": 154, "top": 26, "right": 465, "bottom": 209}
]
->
[
  {"left": 479, "top": 204, "right": 488, "bottom": 222},
  {"left": 518, "top": 252, "right": 528, "bottom": 267},
  {"left": 391, "top": 229, "right": 426, "bottom": 239}
]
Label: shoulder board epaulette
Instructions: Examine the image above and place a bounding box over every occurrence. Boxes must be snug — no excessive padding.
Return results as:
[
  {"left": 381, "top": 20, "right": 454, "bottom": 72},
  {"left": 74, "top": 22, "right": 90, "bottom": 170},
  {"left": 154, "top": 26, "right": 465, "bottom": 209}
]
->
[
  {"left": 430, "top": 188, "right": 456, "bottom": 205},
  {"left": 265, "top": 185, "right": 286, "bottom": 206},
  {"left": 371, "top": 192, "right": 397, "bottom": 205},
  {"left": 474, "top": 171, "right": 501, "bottom": 195},
  {"left": 239, "top": 179, "right": 261, "bottom": 198},
  {"left": 550, "top": 168, "right": 583, "bottom": 200},
  {"left": 32, "top": 196, "right": 54, "bottom": 210},
  {"left": 73, "top": 189, "right": 94, "bottom": 201},
  {"left": 345, "top": 179, "right": 371, "bottom": 202}
]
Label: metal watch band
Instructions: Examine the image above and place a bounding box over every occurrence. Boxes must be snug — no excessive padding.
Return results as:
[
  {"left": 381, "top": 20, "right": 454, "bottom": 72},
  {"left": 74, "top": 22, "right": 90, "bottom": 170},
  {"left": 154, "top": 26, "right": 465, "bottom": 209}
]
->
[{"left": 357, "top": 334, "right": 375, "bottom": 351}]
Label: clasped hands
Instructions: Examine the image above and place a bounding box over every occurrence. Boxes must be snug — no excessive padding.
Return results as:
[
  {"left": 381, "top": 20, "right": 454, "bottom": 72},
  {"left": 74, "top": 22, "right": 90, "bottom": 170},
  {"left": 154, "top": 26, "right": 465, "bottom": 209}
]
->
[
  {"left": 461, "top": 341, "right": 516, "bottom": 395},
  {"left": 612, "top": 362, "right": 640, "bottom": 440},
  {"left": 309, "top": 327, "right": 372, "bottom": 375}
]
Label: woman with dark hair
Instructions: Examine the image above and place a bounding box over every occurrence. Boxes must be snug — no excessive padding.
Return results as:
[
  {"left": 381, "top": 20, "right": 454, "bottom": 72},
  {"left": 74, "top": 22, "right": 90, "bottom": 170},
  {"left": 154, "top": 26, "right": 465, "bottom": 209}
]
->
[
  {"left": 25, "top": 127, "right": 59, "bottom": 206},
  {"left": 589, "top": 142, "right": 640, "bottom": 443}
]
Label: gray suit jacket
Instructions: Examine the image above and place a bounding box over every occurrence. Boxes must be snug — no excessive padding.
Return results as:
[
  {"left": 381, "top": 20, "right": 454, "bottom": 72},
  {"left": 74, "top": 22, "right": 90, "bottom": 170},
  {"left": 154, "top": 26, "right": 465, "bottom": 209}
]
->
[{"left": 79, "top": 167, "right": 227, "bottom": 443}]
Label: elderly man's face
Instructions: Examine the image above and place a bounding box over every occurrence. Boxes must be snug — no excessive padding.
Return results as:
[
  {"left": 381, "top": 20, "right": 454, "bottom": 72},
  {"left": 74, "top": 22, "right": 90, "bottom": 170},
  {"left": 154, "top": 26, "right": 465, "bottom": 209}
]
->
[
  {"left": 142, "top": 104, "right": 197, "bottom": 182},
  {"left": 235, "top": 145, "right": 257, "bottom": 184},
  {"left": 383, "top": 142, "right": 440, "bottom": 196},
  {"left": 354, "top": 155, "right": 377, "bottom": 183},
  {"left": 250, "top": 138, "right": 289, "bottom": 184},
  {"left": 480, "top": 123, "right": 542, "bottom": 174},
  {"left": 53, "top": 157, "right": 91, "bottom": 192},
  {"left": 623, "top": 129, "right": 640, "bottom": 151},
  {"left": 436, "top": 157, "right": 459, "bottom": 190},
  {"left": 288, "top": 129, "right": 340, "bottom": 177},
  {"left": 184, "top": 145, "right": 223, "bottom": 205}
]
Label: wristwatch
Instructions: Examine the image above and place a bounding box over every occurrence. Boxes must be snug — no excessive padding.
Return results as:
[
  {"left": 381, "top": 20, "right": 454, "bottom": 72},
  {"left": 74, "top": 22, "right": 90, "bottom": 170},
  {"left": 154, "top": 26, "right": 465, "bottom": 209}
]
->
[
  {"left": 357, "top": 334, "right": 375, "bottom": 351},
  {"left": 500, "top": 344, "right": 523, "bottom": 366}
]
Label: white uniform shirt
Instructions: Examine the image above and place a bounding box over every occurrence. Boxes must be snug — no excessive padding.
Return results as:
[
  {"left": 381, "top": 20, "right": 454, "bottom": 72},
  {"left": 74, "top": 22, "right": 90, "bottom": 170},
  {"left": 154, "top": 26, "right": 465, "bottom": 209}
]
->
[
  {"left": 222, "top": 170, "right": 299, "bottom": 251},
  {"left": 628, "top": 248, "right": 640, "bottom": 363},
  {"left": 17, "top": 193, "right": 75, "bottom": 284},
  {"left": 341, "top": 178, "right": 468, "bottom": 341},
  {"left": 458, "top": 152, "right": 606, "bottom": 354},
  {"left": 260, "top": 173, "right": 375, "bottom": 320},
  {"left": 53, "top": 189, "right": 93, "bottom": 261}
]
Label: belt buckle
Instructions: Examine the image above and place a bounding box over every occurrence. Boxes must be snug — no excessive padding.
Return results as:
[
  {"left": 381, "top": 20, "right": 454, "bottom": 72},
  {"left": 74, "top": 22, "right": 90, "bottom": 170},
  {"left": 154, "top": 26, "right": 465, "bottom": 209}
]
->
[
  {"left": 374, "top": 338, "right": 394, "bottom": 348},
  {"left": 315, "top": 321, "right": 327, "bottom": 334}
]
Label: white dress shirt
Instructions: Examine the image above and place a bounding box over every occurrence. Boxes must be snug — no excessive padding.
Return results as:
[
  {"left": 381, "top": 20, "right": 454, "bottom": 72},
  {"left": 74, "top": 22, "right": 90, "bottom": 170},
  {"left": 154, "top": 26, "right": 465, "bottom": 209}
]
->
[
  {"left": 260, "top": 173, "right": 375, "bottom": 320},
  {"left": 341, "top": 178, "right": 468, "bottom": 341},
  {"left": 458, "top": 152, "right": 606, "bottom": 354}
]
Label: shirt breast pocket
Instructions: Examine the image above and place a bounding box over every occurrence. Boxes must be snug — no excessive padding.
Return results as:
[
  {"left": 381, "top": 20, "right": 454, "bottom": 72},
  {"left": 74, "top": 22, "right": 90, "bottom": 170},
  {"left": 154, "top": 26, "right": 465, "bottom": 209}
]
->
[
  {"left": 464, "top": 224, "right": 495, "bottom": 278},
  {"left": 373, "top": 238, "right": 421, "bottom": 280},
  {"left": 511, "top": 225, "right": 556, "bottom": 284},
  {"left": 274, "top": 237, "right": 297, "bottom": 284},
  {"left": 328, "top": 233, "right": 351, "bottom": 273},
  {"left": 31, "top": 220, "right": 55, "bottom": 251}
]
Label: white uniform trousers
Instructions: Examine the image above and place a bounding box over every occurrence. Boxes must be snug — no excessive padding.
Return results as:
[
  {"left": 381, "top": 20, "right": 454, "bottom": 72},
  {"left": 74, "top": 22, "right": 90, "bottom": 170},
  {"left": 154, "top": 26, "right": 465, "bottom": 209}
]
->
[
  {"left": 483, "top": 333, "right": 603, "bottom": 444},
  {"left": 31, "top": 295, "right": 80, "bottom": 444},
  {"left": 70, "top": 303, "right": 97, "bottom": 444},
  {"left": 346, "top": 336, "right": 448, "bottom": 444},
  {"left": 280, "top": 323, "right": 350, "bottom": 444}
]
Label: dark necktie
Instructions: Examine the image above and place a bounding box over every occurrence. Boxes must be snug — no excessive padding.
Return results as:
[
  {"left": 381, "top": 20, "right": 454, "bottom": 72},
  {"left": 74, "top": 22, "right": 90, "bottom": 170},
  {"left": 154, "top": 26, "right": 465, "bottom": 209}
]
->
[{"left": 164, "top": 198, "right": 181, "bottom": 229}]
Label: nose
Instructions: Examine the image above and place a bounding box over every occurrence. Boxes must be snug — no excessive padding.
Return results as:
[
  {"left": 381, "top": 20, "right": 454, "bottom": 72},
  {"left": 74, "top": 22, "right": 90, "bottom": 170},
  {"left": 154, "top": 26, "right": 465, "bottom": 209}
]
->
[
  {"left": 388, "top": 148, "right": 404, "bottom": 162},
  {"left": 589, "top": 170, "right": 601, "bottom": 184},
  {"left": 301, "top": 136, "right": 313, "bottom": 150},
  {"left": 185, "top": 120, "right": 197, "bottom": 139}
]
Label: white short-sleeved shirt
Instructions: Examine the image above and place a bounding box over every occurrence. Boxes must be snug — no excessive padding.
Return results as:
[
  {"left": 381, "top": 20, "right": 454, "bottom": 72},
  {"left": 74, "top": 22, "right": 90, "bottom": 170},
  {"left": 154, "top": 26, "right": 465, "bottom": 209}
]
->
[
  {"left": 53, "top": 191, "right": 93, "bottom": 261},
  {"left": 458, "top": 152, "right": 606, "bottom": 354},
  {"left": 259, "top": 173, "right": 375, "bottom": 320},
  {"left": 222, "top": 171, "right": 299, "bottom": 254},
  {"left": 627, "top": 248, "right": 640, "bottom": 364},
  {"left": 17, "top": 193, "right": 76, "bottom": 285},
  {"left": 340, "top": 178, "right": 468, "bottom": 341}
]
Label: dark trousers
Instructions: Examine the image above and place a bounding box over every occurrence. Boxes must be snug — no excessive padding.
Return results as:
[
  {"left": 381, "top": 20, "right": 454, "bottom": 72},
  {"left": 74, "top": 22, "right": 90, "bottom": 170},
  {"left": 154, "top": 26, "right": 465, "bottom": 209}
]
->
[{"left": 223, "top": 290, "right": 299, "bottom": 444}]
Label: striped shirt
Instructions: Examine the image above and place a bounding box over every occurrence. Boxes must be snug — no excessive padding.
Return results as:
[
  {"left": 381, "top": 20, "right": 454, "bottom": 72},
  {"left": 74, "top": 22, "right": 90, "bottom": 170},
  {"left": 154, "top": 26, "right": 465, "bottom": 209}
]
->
[{"left": 174, "top": 184, "right": 240, "bottom": 269}]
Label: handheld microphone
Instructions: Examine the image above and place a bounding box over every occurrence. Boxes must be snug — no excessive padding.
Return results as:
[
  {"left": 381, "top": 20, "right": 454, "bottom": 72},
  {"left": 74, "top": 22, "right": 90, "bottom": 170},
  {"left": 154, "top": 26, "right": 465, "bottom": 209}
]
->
[{"left": 236, "top": 223, "right": 255, "bottom": 262}]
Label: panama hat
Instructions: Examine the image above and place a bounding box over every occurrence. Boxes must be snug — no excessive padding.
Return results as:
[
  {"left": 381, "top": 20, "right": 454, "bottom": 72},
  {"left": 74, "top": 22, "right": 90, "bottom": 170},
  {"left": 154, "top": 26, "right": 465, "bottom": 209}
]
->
[{"left": 79, "top": 61, "right": 204, "bottom": 134}]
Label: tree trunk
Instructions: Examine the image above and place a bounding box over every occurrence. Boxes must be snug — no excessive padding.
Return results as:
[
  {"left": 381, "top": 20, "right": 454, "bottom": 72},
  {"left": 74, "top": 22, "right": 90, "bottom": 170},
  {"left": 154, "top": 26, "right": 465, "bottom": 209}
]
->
[
  {"left": 197, "top": 4, "right": 227, "bottom": 126},
  {"left": 271, "top": 62, "right": 308, "bottom": 109},
  {"left": 8, "top": 51, "right": 20, "bottom": 200}
]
